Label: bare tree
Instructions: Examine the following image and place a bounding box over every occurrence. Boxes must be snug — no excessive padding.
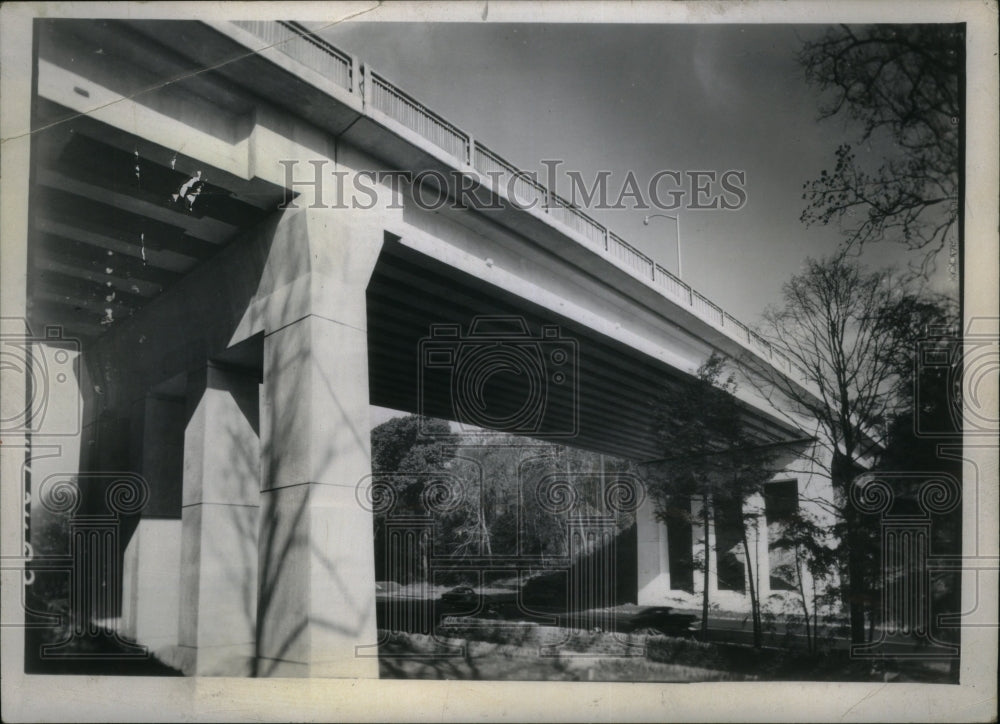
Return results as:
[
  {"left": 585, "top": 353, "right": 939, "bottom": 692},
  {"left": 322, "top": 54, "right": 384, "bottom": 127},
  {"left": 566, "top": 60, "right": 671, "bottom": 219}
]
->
[
  {"left": 746, "top": 255, "right": 928, "bottom": 643},
  {"left": 799, "top": 24, "right": 963, "bottom": 277}
]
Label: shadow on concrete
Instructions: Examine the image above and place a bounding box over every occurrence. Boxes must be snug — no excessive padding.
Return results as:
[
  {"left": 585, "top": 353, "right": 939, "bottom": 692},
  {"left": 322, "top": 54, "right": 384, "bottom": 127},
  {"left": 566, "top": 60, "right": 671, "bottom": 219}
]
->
[{"left": 23, "top": 621, "right": 182, "bottom": 676}]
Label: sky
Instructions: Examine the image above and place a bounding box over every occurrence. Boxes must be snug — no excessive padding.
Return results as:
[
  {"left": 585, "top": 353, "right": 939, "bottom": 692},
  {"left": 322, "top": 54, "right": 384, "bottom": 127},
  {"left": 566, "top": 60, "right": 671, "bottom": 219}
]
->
[
  {"left": 319, "top": 22, "right": 954, "bottom": 318},
  {"left": 313, "top": 21, "right": 958, "bottom": 426}
]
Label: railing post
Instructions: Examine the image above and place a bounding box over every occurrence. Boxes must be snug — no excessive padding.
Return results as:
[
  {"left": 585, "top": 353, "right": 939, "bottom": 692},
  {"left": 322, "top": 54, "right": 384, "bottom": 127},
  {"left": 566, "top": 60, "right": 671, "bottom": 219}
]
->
[
  {"left": 360, "top": 63, "right": 368, "bottom": 110},
  {"left": 351, "top": 55, "right": 361, "bottom": 97},
  {"left": 467, "top": 135, "right": 474, "bottom": 167}
]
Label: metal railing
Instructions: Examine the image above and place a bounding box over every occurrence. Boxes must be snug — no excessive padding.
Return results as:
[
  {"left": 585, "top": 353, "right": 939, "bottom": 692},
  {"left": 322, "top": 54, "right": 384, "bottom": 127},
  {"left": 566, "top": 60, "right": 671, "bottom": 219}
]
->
[
  {"left": 723, "top": 312, "right": 751, "bottom": 343},
  {"left": 692, "top": 291, "right": 724, "bottom": 326},
  {"left": 654, "top": 264, "right": 692, "bottom": 303},
  {"left": 749, "top": 331, "right": 774, "bottom": 357},
  {"left": 608, "top": 232, "right": 654, "bottom": 279},
  {"left": 233, "top": 20, "right": 352, "bottom": 91},
  {"left": 547, "top": 192, "right": 606, "bottom": 247},
  {"left": 232, "top": 19, "right": 798, "bottom": 376},
  {"left": 472, "top": 144, "right": 548, "bottom": 210},
  {"left": 368, "top": 71, "right": 470, "bottom": 162}
]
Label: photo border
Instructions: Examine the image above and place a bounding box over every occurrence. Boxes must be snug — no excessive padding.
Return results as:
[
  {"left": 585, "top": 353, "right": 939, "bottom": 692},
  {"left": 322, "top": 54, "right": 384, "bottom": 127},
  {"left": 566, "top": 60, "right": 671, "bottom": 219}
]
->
[{"left": 1, "top": 2, "right": 996, "bottom": 721}]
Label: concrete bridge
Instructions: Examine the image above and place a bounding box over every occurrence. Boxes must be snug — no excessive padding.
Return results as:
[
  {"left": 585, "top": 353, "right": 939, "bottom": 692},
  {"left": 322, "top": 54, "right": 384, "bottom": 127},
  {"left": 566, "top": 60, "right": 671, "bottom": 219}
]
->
[{"left": 15, "top": 19, "right": 833, "bottom": 677}]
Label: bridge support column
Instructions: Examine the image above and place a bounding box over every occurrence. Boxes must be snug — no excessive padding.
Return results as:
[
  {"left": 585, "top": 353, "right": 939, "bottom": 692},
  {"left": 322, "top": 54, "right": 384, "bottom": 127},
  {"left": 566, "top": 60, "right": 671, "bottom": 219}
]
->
[
  {"left": 251, "top": 207, "right": 383, "bottom": 678},
  {"left": 121, "top": 393, "right": 185, "bottom": 651},
  {"left": 636, "top": 497, "right": 669, "bottom": 604},
  {"left": 177, "top": 364, "right": 261, "bottom": 675}
]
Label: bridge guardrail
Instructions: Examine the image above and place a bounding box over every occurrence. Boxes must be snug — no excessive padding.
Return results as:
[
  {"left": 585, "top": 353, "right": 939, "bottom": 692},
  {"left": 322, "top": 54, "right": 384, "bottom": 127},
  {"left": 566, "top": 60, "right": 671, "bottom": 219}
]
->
[
  {"left": 547, "top": 192, "right": 607, "bottom": 248},
  {"left": 233, "top": 20, "right": 353, "bottom": 91},
  {"left": 692, "top": 291, "right": 724, "bottom": 327},
  {"left": 368, "top": 70, "right": 470, "bottom": 163},
  {"left": 232, "top": 20, "right": 798, "bottom": 378},
  {"left": 608, "top": 232, "right": 654, "bottom": 280},
  {"left": 723, "top": 312, "right": 751, "bottom": 343},
  {"left": 653, "top": 264, "right": 692, "bottom": 305},
  {"left": 472, "top": 144, "right": 548, "bottom": 210}
]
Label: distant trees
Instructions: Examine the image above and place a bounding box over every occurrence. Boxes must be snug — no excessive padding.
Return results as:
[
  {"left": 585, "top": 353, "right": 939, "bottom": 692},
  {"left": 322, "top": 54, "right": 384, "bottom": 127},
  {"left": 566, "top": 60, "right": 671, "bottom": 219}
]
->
[
  {"left": 371, "top": 415, "right": 456, "bottom": 476},
  {"left": 646, "top": 354, "right": 778, "bottom": 647},
  {"left": 369, "top": 416, "right": 635, "bottom": 585},
  {"left": 369, "top": 415, "right": 458, "bottom": 582},
  {"left": 799, "top": 24, "right": 963, "bottom": 277}
]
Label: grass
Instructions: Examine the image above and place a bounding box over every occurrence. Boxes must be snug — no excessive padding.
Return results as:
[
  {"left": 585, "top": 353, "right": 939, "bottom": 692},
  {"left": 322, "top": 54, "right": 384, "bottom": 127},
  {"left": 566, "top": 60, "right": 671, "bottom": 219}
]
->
[
  {"left": 378, "top": 629, "right": 753, "bottom": 682},
  {"left": 380, "top": 621, "right": 959, "bottom": 683}
]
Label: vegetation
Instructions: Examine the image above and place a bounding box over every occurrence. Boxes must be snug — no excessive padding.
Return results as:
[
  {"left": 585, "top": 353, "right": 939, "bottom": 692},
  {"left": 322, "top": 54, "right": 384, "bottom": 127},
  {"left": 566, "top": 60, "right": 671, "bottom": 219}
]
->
[
  {"left": 369, "top": 416, "right": 637, "bottom": 589},
  {"left": 379, "top": 626, "right": 951, "bottom": 683},
  {"left": 799, "top": 24, "right": 963, "bottom": 277},
  {"left": 749, "top": 255, "right": 960, "bottom": 644},
  {"left": 644, "top": 354, "right": 780, "bottom": 647}
]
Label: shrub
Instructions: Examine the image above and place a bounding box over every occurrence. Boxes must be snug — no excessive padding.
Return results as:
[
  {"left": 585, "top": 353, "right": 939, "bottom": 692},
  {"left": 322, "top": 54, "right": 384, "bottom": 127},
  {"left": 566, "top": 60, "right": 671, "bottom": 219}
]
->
[
  {"left": 436, "top": 620, "right": 537, "bottom": 647},
  {"left": 645, "top": 636, "right": 725, "bottom": 669}
]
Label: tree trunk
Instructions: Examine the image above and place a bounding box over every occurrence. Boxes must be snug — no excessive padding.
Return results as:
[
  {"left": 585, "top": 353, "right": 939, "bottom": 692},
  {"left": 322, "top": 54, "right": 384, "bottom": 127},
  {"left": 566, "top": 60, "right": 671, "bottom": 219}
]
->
[
  {"left": 812, "top": 574, "right": 820, "bottom": 651},
  {"left": 846, "top": 526, "right": 868, "bottom": 644},
  {"left": 834, "top": 450, "right": 868, "bottom": 644},
  {"left": 740, "top": 523, "right": 762, "bottom": 648},
  {"left": 479, "top": 506, "right": 493, "bottom": 557},
  {"left": 701, "top": 496, "right": 710, "bottom": 639},
  {"left": 795, "top": 552, "right": 813, "bottom": 653}
]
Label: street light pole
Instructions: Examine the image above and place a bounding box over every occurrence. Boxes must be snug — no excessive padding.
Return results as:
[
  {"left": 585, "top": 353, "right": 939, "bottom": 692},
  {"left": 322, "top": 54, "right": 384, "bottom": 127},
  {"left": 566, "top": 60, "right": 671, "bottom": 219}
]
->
[{"left": 643, "top": 213, "right": 682, "bottom": 278}]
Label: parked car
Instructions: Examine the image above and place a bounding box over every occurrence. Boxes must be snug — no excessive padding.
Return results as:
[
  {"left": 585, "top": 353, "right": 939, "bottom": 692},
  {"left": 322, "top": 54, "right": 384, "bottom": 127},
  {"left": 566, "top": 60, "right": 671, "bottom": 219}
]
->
[
  {"left": 440, "top": 586, "right": 477, "bottom": 605},
  {"left": 628, "top": 606, "right": 700, "bottom": 637}
]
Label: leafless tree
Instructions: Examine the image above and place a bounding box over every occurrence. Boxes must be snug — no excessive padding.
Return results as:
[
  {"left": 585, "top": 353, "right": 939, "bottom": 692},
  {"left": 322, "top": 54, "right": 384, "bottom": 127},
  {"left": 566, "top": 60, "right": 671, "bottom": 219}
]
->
[
  {"left": 745, "top": 255, "right": 925, "bottom": 643},
  {"left": 799, "top": 24, "right": 963, "bottom": 278}
]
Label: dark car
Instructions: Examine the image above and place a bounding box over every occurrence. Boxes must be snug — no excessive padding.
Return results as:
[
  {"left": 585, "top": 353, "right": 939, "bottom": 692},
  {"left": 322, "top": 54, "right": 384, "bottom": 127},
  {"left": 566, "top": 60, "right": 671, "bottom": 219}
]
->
[
  {"left": 440, "top": 586, "right": 477, "bottom": 605},
  {"left": 628, "top": 606, "right": 700, "bottom": 637}
]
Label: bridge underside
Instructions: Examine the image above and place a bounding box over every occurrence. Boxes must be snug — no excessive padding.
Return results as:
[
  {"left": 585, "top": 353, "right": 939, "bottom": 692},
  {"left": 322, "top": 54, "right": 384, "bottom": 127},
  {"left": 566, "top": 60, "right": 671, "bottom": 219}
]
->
[
  {"left": 367, "top": 239, "right": 791, "bottom": 461},
  {"left": 20, "top": 18, "right": 813, "bottom": 680},
  {"left": 27, "top": 97, "right": 287, "bottom": 343}
]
